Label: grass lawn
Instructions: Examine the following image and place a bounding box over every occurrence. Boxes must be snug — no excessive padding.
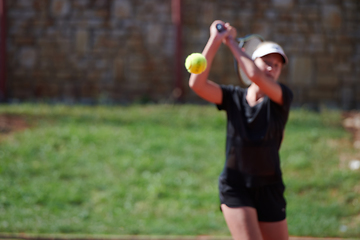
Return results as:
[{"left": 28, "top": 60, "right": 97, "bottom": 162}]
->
[{"left": 0, "top": 104, "right": 359, "bottom": 238}]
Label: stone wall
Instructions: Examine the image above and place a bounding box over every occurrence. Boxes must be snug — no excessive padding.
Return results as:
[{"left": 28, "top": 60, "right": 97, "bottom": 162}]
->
[
  {"left": 6, "top": 0, "right": 175, "bottom": 104},
  {"left": 3, "top": 0, "right": 360, "bottom": 109}
]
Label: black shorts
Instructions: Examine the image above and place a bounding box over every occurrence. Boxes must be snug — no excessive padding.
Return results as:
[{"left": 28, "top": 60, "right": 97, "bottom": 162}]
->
[{"left": 219, "top": 179, "right": 286, "bottom": 222}]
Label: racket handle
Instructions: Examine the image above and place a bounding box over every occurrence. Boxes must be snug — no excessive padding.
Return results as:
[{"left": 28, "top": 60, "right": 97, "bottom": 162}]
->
[{"left": 216, "top": 23, "right": 226, "bottom": 33}]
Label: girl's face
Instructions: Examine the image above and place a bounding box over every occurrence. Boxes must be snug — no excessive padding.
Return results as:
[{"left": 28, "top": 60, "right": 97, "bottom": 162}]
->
[{"left": 254, "top": 53, "right": 284, "bottom": 82}]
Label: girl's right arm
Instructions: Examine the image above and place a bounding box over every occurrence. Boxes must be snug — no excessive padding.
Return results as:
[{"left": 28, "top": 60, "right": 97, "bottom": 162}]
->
[{"left": 188, "top": 21, "right": 234, "bottom": 105}]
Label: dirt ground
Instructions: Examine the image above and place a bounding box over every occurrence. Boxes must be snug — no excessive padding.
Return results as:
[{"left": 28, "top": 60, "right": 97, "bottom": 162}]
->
[
  {"left": 0, "top": 114, "right": 29, "bottom": 137},
  {"left": 342, "top": 111, "right": 360, "bottom": 146}
]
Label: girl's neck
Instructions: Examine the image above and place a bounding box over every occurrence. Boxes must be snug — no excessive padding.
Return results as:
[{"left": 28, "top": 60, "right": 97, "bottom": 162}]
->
[{"left": 246, "top": 84, "right": 265, "bottom": 107}]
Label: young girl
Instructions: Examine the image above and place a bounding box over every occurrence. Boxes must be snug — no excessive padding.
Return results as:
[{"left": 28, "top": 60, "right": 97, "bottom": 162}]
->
[{"left": 189, "top": 20, "right": 293, "bottom": 240}]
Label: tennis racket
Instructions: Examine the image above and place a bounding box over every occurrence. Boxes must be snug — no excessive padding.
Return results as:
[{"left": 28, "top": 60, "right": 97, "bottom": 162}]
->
[{"left": 216, "top": 23, "right": 264, "bottom": 88}]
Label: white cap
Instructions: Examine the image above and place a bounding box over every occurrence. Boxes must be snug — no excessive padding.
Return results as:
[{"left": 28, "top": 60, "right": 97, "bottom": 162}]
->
[{"left": 252, "top": 42, "right": 288, "bottom": 64}]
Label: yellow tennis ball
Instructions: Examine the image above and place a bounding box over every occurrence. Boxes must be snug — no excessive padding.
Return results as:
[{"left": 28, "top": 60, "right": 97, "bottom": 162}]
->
[{"left": 185, "top": 53, "right": 207, "bottom": 74}]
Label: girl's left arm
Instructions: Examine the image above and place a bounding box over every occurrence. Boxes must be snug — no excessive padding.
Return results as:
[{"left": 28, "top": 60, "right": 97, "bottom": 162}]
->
[{"left": 223, "top": 36, "right": 284, "bottom": 105}]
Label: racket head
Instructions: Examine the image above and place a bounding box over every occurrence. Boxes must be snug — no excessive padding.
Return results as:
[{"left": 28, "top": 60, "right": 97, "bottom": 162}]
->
[{"left": 234, "top": 34, "right": 265, "bottom": 88}]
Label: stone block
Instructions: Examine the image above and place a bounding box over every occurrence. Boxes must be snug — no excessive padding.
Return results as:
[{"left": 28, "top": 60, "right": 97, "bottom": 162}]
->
[
  {"left": 307, "top": 88, "right": 336, "bottom": 100},
  {"left": 128, "top": 55, "right": 147, "bottom": 72},
  {"left": 32, "top": 70, "right": 51, "bottom": 80},
  {"left": 99, "top": 70, "right": 114, "bottom": 84},
  {"left": 161, "top": 31, "right": 175, "bottom": 57},
  {"left": 265, "top": 9, "right": 278, "bottom": 20},
  {"left": 200, "top": 2, "right": 216, "bottom": 24},
  {"left": 146, "top": 23, "right": 163, "bottom": 47},
  {"left": 252, "top": 21, "right": 271, "bottom": 38},
  {"left": 12, "top": 87, "right": 33, "bottom": 99},
  {"left": 94, "top": 33, "right": 119, "bottom": 49},
  {"left": 76, "top": 29, "right": 88, "bottom": 54},
  {"left": 343, "top": 0, "right": 357, "bottom": 9},
  {"left": 14, "top": 37, "right": 35, "bottom": 45},
  {"left": 181, "top": 7, "right": 197, "bottom": 25},
  {"left": 291, "top": 22, "right": 308, "bottom": 33},
  {"left": 307, "top": 11, "right": 320, "bottom": 21},
  {"left": 316, "top": 56, "right": 335, "bottom": 73},
  {"left": 55, "top": 72, "right": 72, "bottom": 81},
  {"left": 274, "top": 33, "right": 291, "bottom": 45},
  {"left": 51, "top": 0, "right": 70, "bottom": 17},
  {"left": 290, "top": 56, "right": 313, "bottom": 86},
  {"left": 321, "top": 5, "right": 342, "bottom": 29},
  {"left": 341, "top": 74, "right": 358, "bottom": 85},
  {"left": 123, "top": 70, "right": 143, "bottom": 86},
  {"left": 219, "top": 8, "right": 235, "bottom": 21},
  {"left": 284, "top": 34, "right": 305, "bottom": 53},
  {"left": 80, "top": 84, "right": 97, "bottom": 98},
  {"left": 94, "top": 0, "right": 108, "bottom": 8},
  {"left": 309, "top": 34, "right": 324, "bottom": 45},
  {"left": 337, "top": 45, "right": 354, "bottom": 55},
  {"left": 112, "top": 0, "right": 132, "bottom": 19},
  {"left": 86, "top": 71, "right": 102, "bottom": 83},
  {"left": 33, "top": 0, "right": 50, "bottom": 11},
  {"left": 8, "top": 9, "right": 36, "bottom": 20},
  {"left": 16, "top": 0, "right": 34, "bottom": 8},
  {"left": 61, "top": 83, "right": 76, "bottom": 99},
  {"left": 43, "top": 83, "right": 61, "bottom": 98},
  {"left": 19, "top": 47, "right": 37, "bottom": 69},
  {"left": 356, "top": 86, "right": 360, "bottom": 101},
  {"left": 95, "top": 9, "right": 109, "bottom": 19},
  {"left": 335, "top": 62, "right": 352, "bottom": 73},
  {"left": 272, "top": 0, "right": 294, "bottom": 9},
  {"left": 71, "top": 0, "right": 89, "bottom": 8},
  {"left": 238, "top": 9, "right": 254, "bottom": 23},
  {"left": 316, "top": 74, "right": 339, "bottom": 87},
  {"left": 307, "top": 44, "right": 325, "bottom": 53},
  {"left": 125, "top": 32, "right": 144, "bottom": 51},
  {"left": 94, "top": 59, "right": 107, "bottom": 70},
  {"left": 341, "top": 86, "right": 355, "bottom": 110}
]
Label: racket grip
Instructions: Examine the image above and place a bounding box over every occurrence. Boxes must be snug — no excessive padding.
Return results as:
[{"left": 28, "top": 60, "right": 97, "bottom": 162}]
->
[{"left": 216, "top": 23, "right": 226, "bottom": 33}]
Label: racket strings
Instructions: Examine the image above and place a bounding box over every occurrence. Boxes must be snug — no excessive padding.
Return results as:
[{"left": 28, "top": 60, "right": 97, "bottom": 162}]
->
[{"left": 234, "top": 34, "right": 265, "bottom": 88}]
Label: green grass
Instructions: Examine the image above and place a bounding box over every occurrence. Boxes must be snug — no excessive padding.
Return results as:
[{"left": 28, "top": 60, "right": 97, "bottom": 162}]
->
[{"left": 0, "top": 104, "right": 359, "bottom": 238}]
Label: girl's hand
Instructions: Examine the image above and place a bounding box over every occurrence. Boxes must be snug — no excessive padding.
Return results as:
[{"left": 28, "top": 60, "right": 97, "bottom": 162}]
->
[
  {"left": 222, "top": 23, "right": 237, "bottom": 45},
  {"left": 209, "top": 20, "right": 233, "bottom": 43}
]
